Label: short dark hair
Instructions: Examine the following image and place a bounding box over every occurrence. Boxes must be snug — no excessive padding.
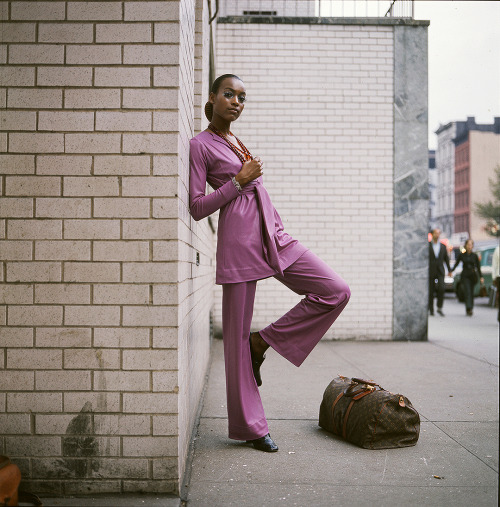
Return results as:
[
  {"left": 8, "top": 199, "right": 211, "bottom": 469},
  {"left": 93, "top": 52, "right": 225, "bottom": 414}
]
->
[{"left": 210, "top": 74, "right": 242, "bottom": 94}]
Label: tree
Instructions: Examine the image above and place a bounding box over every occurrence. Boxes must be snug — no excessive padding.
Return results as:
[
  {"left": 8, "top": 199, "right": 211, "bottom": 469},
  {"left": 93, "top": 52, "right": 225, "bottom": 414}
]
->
[{"left": 475, "top": 165, "right": 500, "bottom": 237}]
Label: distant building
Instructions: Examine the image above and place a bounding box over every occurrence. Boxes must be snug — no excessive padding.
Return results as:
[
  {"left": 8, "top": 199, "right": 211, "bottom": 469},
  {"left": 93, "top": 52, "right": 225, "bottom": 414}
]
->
[
  {"left": 435, "top": 122, "right": 461, "bottom": 238},
  {"left": 453, "top": 117, "right": 500, "bottom": 242},
  {"left": 428, "top": 149, "right": 437, "bottom": 229}
]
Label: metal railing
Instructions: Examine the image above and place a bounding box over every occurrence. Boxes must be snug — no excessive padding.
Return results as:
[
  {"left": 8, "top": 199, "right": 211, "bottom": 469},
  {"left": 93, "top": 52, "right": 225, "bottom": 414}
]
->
[
  {"left": 317, "top": 0, "right": 414, "bottom": 17},
  {"left": 384, "top": 0, "right": 414, "bottom": 18},
  {"left": 219, "top": 0, "right": 414, "bottom": 19}
]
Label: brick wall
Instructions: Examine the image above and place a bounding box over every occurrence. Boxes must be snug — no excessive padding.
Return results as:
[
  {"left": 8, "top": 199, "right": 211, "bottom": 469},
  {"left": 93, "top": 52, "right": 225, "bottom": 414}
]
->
[
  {"left": 0, "top": 0, "right": 214, "bottom": 495},
  {"left": 214, "top": 21, "right": 395, "bottom": 339}
]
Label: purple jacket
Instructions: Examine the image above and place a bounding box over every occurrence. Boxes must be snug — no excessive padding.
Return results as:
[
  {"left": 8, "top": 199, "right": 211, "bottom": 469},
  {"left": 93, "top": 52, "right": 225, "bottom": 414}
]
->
[
  {"left": 189, "top": 130, "right": 307, "bottom": 284},
  {"left": 189, "top": 131, "right": 307, "bottom": 284}
]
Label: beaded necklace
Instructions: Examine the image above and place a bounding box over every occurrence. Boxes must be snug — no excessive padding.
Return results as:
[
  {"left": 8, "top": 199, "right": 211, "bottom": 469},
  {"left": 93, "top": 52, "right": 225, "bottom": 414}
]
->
[{"left": 208, "top": 123, "right": 253, "bottom": 163}]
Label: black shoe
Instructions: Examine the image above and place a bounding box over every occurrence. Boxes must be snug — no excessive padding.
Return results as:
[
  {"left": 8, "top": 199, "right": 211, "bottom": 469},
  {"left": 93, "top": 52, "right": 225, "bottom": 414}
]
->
[
  {"left": 246, "top": 433, "right": 278, "bottom": 452},
  {"left": 429, "top": 309, "right": 434, "bottom": 316},
  {"left": 437, "top": 309, "right": 444, "bottom": 316},
  {"left": 250, "top": 334, "right": 265, "bottom": 387}
]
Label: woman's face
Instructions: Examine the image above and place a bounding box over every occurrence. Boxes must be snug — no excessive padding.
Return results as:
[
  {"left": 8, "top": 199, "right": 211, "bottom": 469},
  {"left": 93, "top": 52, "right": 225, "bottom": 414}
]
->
[
  {"left": 465, "top": 240, "right": 473, "bottom": 253},
  {"left": 209, "top": 77, "right": 246, "bottom": 123}
]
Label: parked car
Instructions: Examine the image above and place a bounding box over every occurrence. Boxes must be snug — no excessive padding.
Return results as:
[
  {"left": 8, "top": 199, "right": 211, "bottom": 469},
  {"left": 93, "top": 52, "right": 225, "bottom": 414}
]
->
[
  {"left": 454, "top": 243, "right": 498, "bottom": 301},
  {"left": 444, "top": 271, "right": 455, "bottom": 292},
  {"left": 445, "top": 249, "right": 460, "bottom": 292}
]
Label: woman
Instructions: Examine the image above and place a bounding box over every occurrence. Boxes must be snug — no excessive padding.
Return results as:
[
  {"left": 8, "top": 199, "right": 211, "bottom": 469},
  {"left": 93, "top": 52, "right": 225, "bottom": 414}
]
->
[
  {"left": 189, "top": 74, "right": 350, "bottom": 452},
  {"left": 451, "top": 239, "right": 483, "bottom": 316}
]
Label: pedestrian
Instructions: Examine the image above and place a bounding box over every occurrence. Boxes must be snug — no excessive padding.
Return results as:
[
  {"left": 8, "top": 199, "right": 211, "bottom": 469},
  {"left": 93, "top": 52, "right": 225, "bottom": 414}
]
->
[
  {"left": 189, "top": 74, "right": 350, "bottom": 453},
  {"left": 451, "top": 239, "right": 484, "bottom": 316},
  {"left": 492, "top": 244, "right": 499, "bottom": 322},
  {"left": 428, "top": 228, "right": 452, "bottom": 316}
]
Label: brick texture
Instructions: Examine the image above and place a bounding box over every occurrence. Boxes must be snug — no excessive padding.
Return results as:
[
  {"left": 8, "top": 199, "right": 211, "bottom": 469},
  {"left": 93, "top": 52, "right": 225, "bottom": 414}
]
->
[{"left": 0, "top": 0, "right": 213, "bottom": 496}]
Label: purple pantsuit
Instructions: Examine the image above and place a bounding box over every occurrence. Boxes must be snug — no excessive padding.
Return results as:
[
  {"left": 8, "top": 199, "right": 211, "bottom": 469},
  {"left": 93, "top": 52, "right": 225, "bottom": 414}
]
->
[{"left": 189, "top": 130, "right": 350, "bottom": 440}]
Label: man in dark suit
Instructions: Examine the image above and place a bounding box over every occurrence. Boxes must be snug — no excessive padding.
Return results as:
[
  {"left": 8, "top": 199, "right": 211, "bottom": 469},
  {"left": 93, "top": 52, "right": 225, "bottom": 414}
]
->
[{"left": 429, "top": 228, "right": 452, "bottom": 316}]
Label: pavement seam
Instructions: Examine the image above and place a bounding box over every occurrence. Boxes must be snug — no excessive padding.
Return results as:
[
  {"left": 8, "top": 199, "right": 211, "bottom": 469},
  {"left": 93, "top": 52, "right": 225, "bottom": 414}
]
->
[
  {"left": 201, "top": 416, "right": 498, "bottom": 424},
  {"left": 188, "top": 480, "right": 497, "bottom": 488},
  {"left": 181, "top": 344, "right": 217, "bottom": 504},
  {"left": 327, "top": 349, "right": 373, "bottom": 379},
  {"left": 428, "top": 341, "right": 499, "bottom": 368},
  {"left": 200, "top": 416, "right": 321, "bottom": 421},
  {"left": 429, "top": 420, "right": 499, "bottom": 473},
  {"left": 425, "top": 420, "right": 499, "bottom": 423}
]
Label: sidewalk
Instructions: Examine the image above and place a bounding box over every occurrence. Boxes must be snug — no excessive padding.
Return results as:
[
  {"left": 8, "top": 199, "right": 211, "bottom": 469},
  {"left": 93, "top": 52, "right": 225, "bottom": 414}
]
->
[{"left": 185, "top": 296, "right": 499, "bottom": 506}]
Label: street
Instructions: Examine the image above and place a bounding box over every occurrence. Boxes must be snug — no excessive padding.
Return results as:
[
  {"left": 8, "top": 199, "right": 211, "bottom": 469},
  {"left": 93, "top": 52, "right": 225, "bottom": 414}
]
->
[{"left": 428, "top": 292, "right": 498, "bottom": 365}]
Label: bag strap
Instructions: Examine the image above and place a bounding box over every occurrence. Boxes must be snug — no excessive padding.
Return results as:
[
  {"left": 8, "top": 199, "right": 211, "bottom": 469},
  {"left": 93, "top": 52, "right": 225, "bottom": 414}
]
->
[
  {"left": 352, "top": 389, "right": 375, "bottom": 401},
  {"left": 342, "top": 399, "right": 356, "bottom": 439},
  {"left": 341, "top": 382, "right": 381, "bottom": 438},
  {"left": 330, "top": 391, "right": 344, "bottom": 435},
  {"left": 344, "top": 383, "right": 379, "bottom": 398},
  {"left": 331, "top": 378, "right": 382, "bottom": 439}
]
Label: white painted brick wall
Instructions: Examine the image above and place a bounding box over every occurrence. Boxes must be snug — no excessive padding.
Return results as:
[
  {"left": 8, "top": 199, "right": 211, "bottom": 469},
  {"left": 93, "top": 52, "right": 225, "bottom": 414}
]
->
[
  {"left": 0, "top": 0, "right": 213, "bottom": 495},
  {"left": 214, "top": 22, "right": 394, "bottom": 340}
]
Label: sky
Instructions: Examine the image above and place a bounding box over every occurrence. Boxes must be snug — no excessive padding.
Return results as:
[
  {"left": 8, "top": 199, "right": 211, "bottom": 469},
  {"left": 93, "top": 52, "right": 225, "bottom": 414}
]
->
[{"left": 413, "top": 0, "right": 500, "bottom": 149}]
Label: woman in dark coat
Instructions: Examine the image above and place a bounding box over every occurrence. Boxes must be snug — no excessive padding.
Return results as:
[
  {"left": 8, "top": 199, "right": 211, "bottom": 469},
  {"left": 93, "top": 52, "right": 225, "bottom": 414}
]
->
[
  {"left": 451, "top": 239, "right": 484, "bottom": 316},
  {"left": 189, "top": 74, "right": 351, "bottom": 452}
]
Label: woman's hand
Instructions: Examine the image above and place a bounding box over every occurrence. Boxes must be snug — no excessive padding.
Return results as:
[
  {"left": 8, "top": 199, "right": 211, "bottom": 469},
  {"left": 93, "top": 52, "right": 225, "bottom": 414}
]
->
[{"left": 234, "top": 157, "right": 263, "bottom": 187}]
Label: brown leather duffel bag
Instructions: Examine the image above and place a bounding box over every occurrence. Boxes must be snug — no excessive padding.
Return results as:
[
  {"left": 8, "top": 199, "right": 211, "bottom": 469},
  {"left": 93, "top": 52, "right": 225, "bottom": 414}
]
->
[
  {"left": 319, "top": 376, "right": 420, "bottom": 449},
  {"left": 0, "top": 456, "right": 42, "bottom": 507},
  {"left": 0, "top": 456, "right": 20, "bottom": 506}
]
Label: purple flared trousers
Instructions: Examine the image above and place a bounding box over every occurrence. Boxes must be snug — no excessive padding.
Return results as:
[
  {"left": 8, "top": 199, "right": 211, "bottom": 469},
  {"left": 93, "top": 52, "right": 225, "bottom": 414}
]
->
[{"left": 222, "top": 249, "right": 351, "bottom": 441}]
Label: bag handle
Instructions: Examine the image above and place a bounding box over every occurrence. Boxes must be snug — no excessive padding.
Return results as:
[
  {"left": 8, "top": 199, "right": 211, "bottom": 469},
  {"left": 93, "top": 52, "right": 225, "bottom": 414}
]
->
[{"left": 351, "top": 377, "right": 379, "bottom": 387}]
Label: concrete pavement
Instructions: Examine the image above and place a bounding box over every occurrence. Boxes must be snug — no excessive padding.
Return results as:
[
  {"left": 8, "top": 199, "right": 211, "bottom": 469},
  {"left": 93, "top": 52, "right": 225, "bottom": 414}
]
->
[{"left": 185, "top": 295, "right": 499, "bottom": 506}]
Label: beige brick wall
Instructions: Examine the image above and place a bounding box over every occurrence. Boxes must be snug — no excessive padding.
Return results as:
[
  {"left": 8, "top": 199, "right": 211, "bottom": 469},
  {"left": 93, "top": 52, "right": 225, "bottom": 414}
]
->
[
  {"left": 215, "top": 22, "right": 394, "bottom": 340},
  {"left": 1, "top": 0, "right": 214, "bottom": 495}
]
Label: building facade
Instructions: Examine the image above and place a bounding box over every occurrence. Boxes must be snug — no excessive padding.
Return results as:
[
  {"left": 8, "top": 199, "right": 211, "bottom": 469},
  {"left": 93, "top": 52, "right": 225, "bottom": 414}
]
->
[
  {"left": 453, "top": 118, "right": 500, "bottom": 242},
  {"left": 0, "top": 0, "right": 429, "bottom": 496},
  {"left": 454, "top": 138, "right": 470, "bottom": 235},
  {"left": 428, "top": 149, "right": 437, "bottom": 229},
  {"left": 434, "top": 122, "right": 459, "bottom": 239}
]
